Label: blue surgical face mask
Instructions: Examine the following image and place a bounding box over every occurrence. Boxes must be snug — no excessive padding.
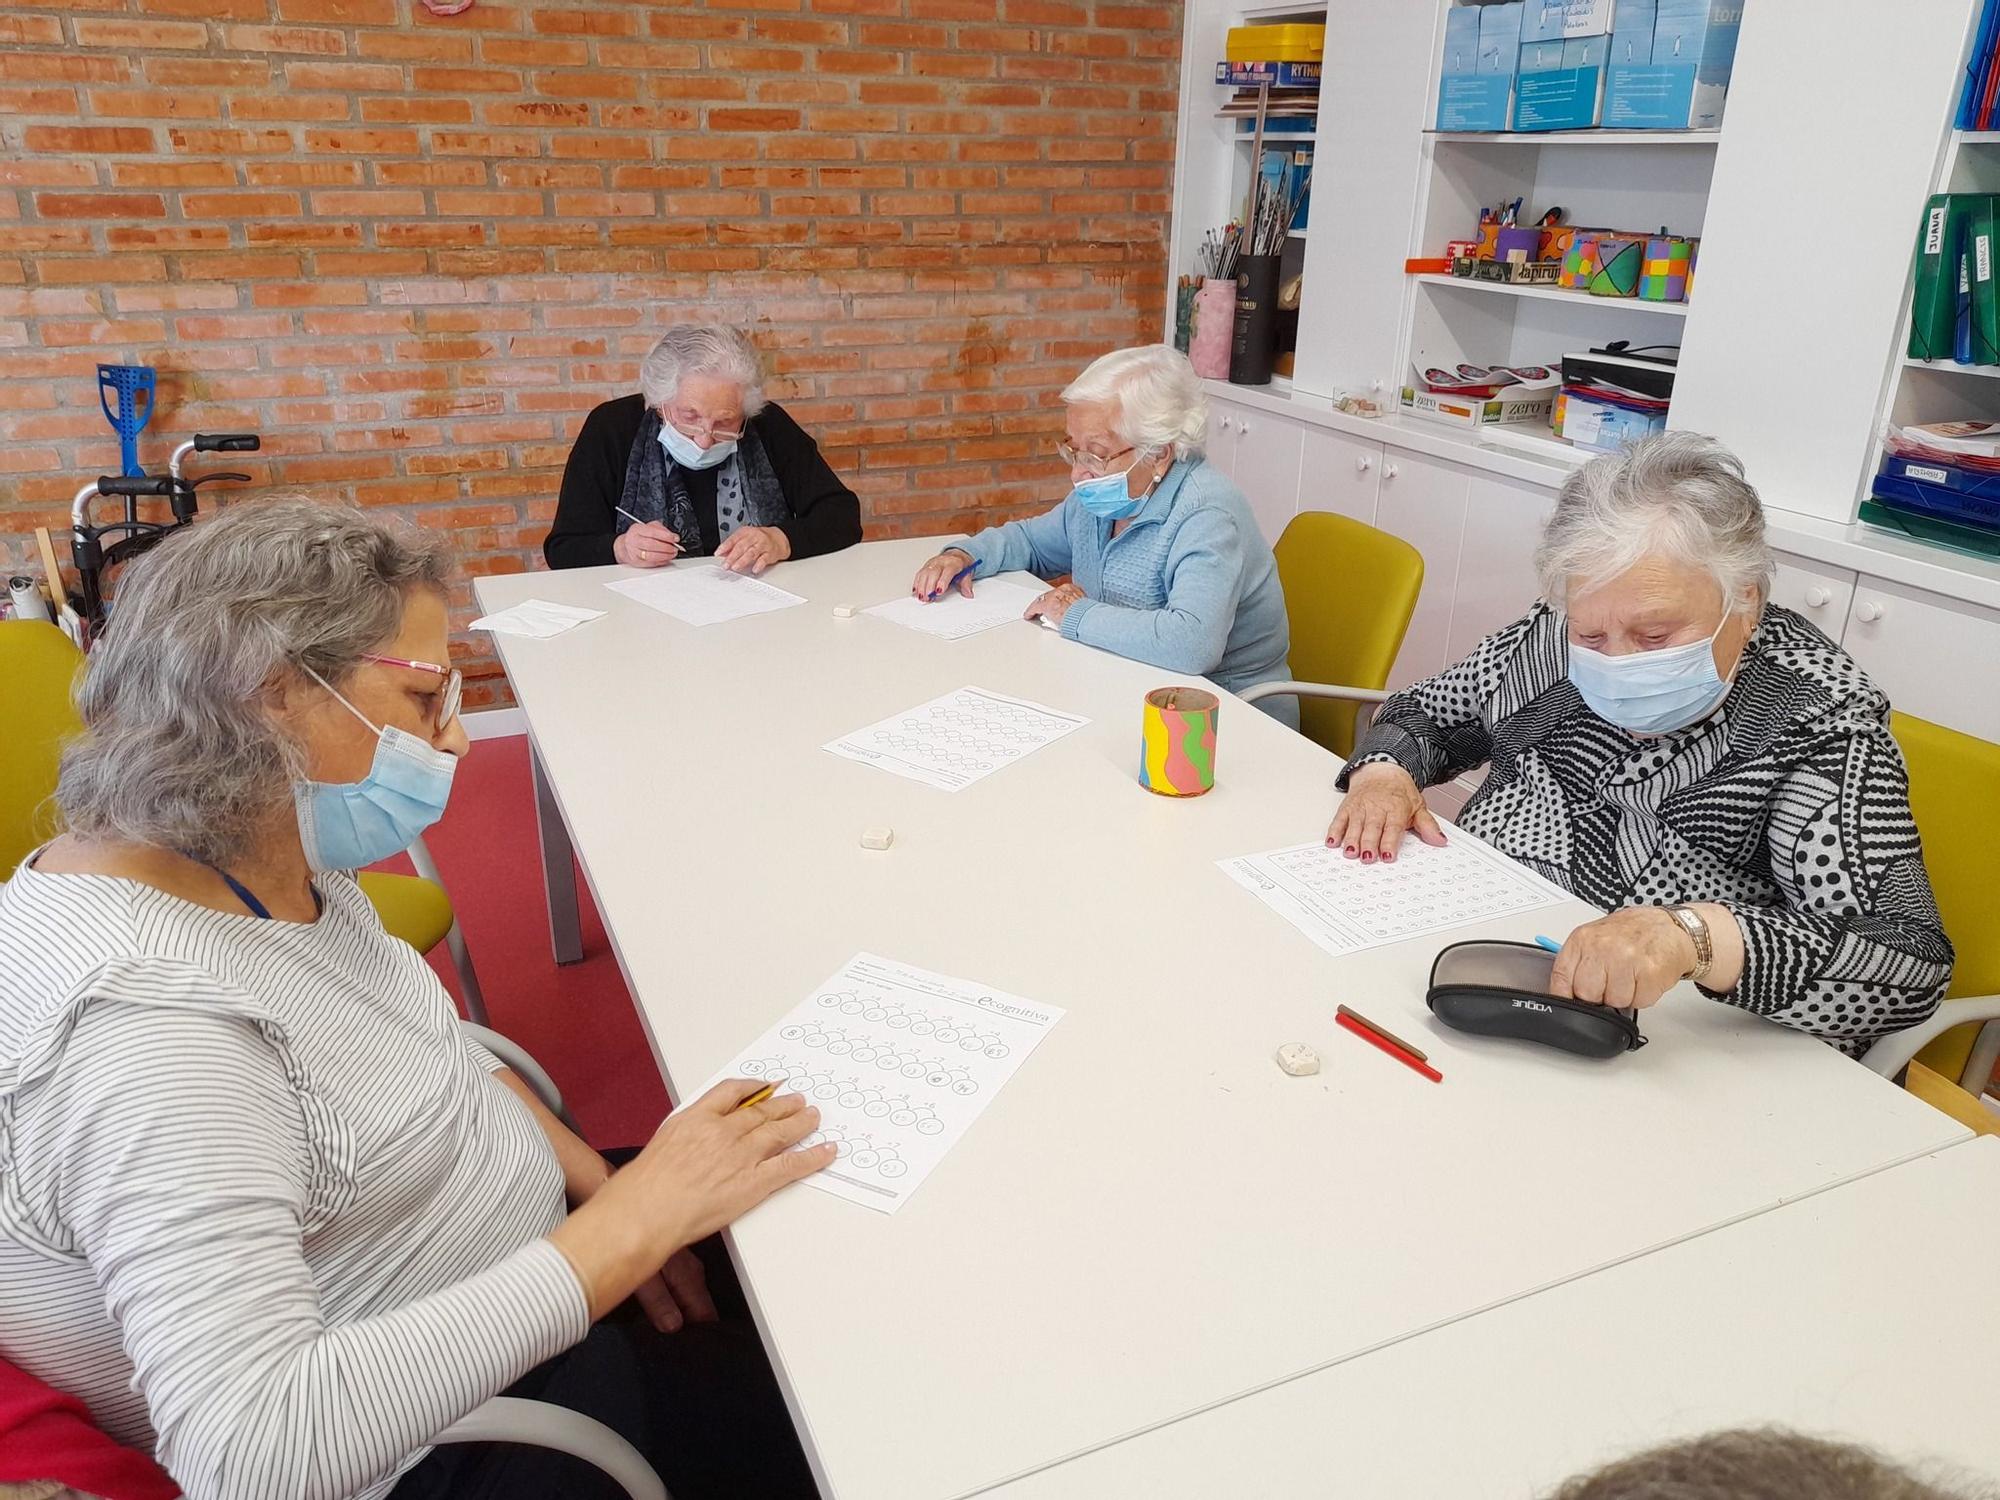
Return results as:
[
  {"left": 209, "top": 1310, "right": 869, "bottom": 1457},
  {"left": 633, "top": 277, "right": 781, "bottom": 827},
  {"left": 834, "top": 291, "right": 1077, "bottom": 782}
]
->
[
  {"left": 1565, "top": 610, "right": 1738, "bottom": 736},
  {"left": 659, "top": 420, "right": 737, "bottom": 471},
  {"left": 293, "top": 668, "right": 458, "bottom": 873},
  {"left": 1070, "top": 456, "right": 1155, "bottom": 520}
]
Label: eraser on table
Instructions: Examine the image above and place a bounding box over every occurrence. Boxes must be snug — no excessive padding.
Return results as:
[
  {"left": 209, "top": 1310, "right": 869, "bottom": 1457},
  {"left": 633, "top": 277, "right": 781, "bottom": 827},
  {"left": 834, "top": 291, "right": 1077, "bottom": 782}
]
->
[
  {"left": 860, "top": 827, "right": 894, "bottom": 851},
  {"left": 1275, "top": 1042, "right": 1320, "bottom": 1077},
  {"left": 832, "top": 604, "right": 856, "bottom": 618},
  {"left": 1037, "top": 613, "right": 1062, "bottom": 632}
]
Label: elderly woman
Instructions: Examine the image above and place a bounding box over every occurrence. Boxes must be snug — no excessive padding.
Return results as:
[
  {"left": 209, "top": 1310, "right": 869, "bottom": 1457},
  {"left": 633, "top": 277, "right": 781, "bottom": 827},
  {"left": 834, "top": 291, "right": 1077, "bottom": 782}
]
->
[
  {"left": 910, "top": 344, "right": 1295, "bottom": 723},
  {"left": 544, "top": 323, "right": 861, "bottom": 575},
  {"left": 1327, "top": 433, "right": 1952, "bottom": 1052},
  {"left": 0, "top": 499, "right": 832, "bottom": 1500}
]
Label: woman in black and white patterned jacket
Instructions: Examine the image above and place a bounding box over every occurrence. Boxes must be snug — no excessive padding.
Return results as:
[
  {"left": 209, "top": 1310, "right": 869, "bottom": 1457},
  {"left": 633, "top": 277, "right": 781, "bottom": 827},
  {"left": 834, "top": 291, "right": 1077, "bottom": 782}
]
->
[{"left": 1326, "top": 433, "right": 1952, "bottom": 1054}]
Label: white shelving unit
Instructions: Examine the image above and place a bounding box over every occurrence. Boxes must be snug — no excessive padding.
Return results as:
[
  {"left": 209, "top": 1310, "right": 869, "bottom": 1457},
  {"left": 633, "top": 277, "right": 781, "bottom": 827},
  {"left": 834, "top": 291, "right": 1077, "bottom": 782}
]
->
[
  {"left": 1163, "top": 0, "right": 2000, "bottom": 741},
  {"left": 1410, "top": 273, "right": 1692, "bottom": 318}
]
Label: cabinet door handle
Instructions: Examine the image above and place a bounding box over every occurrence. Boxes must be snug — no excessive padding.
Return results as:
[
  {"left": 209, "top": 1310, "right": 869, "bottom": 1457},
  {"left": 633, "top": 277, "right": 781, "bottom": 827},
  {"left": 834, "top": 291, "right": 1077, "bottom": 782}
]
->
[
  {"left": 1384, "top": 461, "right": 1400, "bottom": 481},
  {"left": 1855, "top": 600, "right": 1885, "bottom": 624},
  {"left": 1356, "top": 455, "right": 1373, "bottom": 474},
  {"left": 1239, "top": 421, "right": 1253, "bottom": 436},
  {"left": 1804, "top": 587, "right": 1831, "bottom": 609},
  {"left": 1218, "top": 417, "right": 1232, "bottom": 432}
]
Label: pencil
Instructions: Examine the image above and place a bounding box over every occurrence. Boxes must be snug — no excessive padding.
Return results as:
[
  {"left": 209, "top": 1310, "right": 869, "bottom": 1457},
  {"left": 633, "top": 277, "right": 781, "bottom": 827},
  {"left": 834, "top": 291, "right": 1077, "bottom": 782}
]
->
[
  {"left": 1335, "top": 1003, "right": 1429, "bottom": 1063},
  {"left": 1336, "top": 1010, "right": 1443, "bottom": 1084},
  {"left": 731, "top": 1082, "right": 778, "bottom": 1113}
]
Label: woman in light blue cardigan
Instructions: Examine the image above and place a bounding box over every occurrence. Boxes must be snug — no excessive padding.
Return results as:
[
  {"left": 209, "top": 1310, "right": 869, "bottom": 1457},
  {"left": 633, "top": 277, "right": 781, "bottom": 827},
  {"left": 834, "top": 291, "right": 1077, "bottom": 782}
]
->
[{"left": 911, "top": 345, "right": 1297, "bottom": 728}]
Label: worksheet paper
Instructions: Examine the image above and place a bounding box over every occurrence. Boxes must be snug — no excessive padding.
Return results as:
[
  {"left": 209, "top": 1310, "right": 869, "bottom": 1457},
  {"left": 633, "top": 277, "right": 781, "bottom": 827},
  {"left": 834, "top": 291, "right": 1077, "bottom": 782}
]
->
[
  {"left": 605, "top": 563, "right": 805, "bottom": 626},
  {"left": 469, "top": 599, "right": 605, "bottom": 639},
  {"left": 823, "top": 685, "right": 1089, "bottom": 793},
  {"left": 862, "top": 575, "right": 1047, "bottom": 641},
  {"left": 707, "top": 953, "right": 1064, "bottom": 1214},
  {"left": 1219, "top": 839, "right": 1570, "bottom": 958}
]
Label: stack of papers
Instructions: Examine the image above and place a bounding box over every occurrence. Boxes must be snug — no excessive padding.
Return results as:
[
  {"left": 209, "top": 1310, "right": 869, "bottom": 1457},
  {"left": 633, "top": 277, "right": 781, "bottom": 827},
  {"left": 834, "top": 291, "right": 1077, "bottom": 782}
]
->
[
  {"left": 606, "top": 563, "right": 805, "bottom": 626},
  {"left": 469, "top": 599, "right": 605, "bottom": 639}
]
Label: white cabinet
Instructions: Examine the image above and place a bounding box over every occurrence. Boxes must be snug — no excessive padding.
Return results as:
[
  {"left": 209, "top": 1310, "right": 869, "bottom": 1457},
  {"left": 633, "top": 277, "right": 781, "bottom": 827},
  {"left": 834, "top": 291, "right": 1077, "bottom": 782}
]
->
[
  {"left": 1297, "top": 428, "right": 1382, "bottom": 527},
  {"left": 1840, "top": 577, "right": 2000, "bottom": 742},
  {"left": 1375, "top": 451, "right": 1472, "bottom": 690},
  {"left": 1446, "top": 475, "right": 1553, "bottom": 664},
  {"left": 1770, "top": 551, "right": 1857, "bottom": 641},
  {"left": 1228, "top": 408, "right": 1306, "bottom": 548},
  {"left": 1203, "top": 405, "right": 1240, "bottom": 484}
]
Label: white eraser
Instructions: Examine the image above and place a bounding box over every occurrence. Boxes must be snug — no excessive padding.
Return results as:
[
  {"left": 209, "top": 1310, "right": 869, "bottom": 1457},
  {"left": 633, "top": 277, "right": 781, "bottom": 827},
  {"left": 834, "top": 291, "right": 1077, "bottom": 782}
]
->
[
  {"left": 832, "top": 604, "right": 857, "bottom": 618},
  {"left": 1275, "top": 1042, "right": 1321, "bottom": 1077},
  {"left": 860, "top": 826, "right": 894, "bottom": 851},
  {"left": 1037, "top": 613, "right": 1062, "bottom": 632}
]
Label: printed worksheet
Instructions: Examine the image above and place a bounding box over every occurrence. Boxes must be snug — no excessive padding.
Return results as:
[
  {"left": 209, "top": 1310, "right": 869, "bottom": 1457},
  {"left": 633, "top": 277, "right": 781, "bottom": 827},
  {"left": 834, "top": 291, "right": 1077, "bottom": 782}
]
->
[
  {"left": 706, "top": 953, "right": 1065, "bottom": 1214},
  {"left": 1219, "top": 839, "right": 1570, "bottom": 958},
  {"left": 605, "top": 562, "right": 805, "bottom": 626},
  {"left": 863, "top": 575, "right": 1047, "bottom": 642},
  {"left": 823, "top": 685, "right": 1089, "bottom": 792}
]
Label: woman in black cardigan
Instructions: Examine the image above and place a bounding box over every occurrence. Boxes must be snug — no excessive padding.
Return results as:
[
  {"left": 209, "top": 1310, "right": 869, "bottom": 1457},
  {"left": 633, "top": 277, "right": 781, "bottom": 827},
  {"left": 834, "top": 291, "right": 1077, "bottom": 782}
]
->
[{"left": 543, "top": 324, "right": 862, "bottom": 575}]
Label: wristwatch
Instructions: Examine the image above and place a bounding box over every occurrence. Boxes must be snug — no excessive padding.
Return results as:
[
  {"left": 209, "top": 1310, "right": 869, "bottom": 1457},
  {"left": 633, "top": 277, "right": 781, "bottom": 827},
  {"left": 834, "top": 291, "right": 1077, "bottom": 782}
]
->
[{"left": 1665, "top": 905, "right": 1713, "bottom": 983}]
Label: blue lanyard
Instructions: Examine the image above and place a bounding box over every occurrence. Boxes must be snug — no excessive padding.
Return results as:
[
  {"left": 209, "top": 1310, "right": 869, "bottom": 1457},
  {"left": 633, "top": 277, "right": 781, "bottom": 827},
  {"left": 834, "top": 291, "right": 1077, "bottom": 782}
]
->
[
  {"left": 207, "top": 865, "right": 273, "bottom": 920},
  {"left": 205, "top": 866, "right": 322, "bottom": 921}
]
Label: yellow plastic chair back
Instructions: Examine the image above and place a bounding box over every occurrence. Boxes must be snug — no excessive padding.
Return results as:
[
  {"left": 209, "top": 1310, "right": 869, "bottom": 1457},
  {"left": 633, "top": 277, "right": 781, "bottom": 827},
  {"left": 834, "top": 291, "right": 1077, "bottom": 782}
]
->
[
  {"left": 0, "top": 621, "right": 85, "bottom": 877},
  {"left": 1272, "top": 512, "right": 1425, "bottom": 757},
  {"left": 1891, "top": 712, "right": 2000, "bottom": 1081}
]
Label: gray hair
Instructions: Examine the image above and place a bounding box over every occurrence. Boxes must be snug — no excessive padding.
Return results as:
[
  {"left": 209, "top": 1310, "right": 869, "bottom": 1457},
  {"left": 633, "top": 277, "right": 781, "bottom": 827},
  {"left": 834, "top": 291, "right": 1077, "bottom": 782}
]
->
[
  {"left": 1544, "top": 1427, "right": 1995, "bottom": 1500},
  {"left": 56, "top": 496, "right": 452, "bottom": 867},
  {"left": 1061, "top": 344, "right": 1208, "bottom": 461},
  {"left": 637, "top": 324, "right": 767, "bottom": 417},
  {"left": 1535, "top": 432, "right": 1774, "bottom": 614}
]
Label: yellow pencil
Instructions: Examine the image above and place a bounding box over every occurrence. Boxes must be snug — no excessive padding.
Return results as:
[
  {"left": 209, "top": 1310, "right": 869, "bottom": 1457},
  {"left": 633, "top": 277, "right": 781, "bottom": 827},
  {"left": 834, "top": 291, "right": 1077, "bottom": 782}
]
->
[{"left": 732, "top": 1081, "right": 778, "bottom": 1113}]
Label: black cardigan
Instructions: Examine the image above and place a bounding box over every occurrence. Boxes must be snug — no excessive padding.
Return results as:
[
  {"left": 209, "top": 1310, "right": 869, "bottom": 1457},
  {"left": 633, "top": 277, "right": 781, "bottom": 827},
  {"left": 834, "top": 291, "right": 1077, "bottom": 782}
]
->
[{"left": 543, "top": 393, "right": 862, "bottom": 570}]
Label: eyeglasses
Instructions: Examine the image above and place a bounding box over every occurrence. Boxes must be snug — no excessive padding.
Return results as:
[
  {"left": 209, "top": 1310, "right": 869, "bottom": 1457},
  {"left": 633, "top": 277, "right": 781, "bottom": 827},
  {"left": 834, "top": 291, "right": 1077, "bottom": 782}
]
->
[
  {"left": 361, "top": 653, "right": 463, "bottom": 732},
  {"left": 669, "top": 408, "right": 744, "bottom": 444},
  {"left": 1056, "top": 441, "right": 1138, "bottom": 477}
]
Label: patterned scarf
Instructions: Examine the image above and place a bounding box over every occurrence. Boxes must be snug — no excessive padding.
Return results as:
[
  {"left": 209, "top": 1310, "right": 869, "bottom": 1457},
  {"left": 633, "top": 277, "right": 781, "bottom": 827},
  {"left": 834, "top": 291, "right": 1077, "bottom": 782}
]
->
[{"left": 616, "top": 408, "right": 789, "bottom": 556}]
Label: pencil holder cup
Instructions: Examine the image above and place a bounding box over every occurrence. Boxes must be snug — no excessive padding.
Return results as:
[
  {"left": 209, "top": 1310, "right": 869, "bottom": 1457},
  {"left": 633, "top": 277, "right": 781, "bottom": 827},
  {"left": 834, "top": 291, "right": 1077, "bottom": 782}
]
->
[
  {"left": 1639, "top": 236, "right": 1693, "bottom": 302},
  {"left": 1588, "top": 237, "right": 1644, "bottom": 298},
  {"left": 1140, "top": 687, "right": 1218, "bottom": 797},
  {"left": 1494, "top": 227, "right": 1540, "bottom": 264},
  {"left": 1173, "top": 281, "right": 1199, "bottom": 353},
  {"left": 1189, "top": 279, "right": 1235, "bottom": 379},
  {"left": 1229, "top": 254, "right": 1281, "bottom": 386}
]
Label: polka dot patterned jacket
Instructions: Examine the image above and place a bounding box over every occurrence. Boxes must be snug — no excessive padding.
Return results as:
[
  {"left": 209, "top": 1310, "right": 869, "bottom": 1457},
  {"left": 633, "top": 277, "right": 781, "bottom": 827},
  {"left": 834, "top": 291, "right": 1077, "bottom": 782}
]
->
[{"left": 1336, "top": 601, "right": 1953, "bottom": 1054}]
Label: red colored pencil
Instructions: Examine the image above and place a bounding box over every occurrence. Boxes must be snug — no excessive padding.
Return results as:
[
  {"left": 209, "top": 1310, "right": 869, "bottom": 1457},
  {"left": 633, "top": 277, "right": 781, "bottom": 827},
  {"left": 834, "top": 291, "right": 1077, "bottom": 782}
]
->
[{"left": 1336, "top": 1010, "right": 1444, "bottom": 1083}]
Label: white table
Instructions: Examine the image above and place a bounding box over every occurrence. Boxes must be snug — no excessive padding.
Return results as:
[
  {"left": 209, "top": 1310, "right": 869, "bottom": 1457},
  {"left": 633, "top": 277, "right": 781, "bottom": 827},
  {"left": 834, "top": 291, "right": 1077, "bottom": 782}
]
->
[
  {"left": 990, "top": 1137, "right": 2000, "bottom": 1497},
  {"left": 476, "top": 541, "right": 1968, "bottom": 1500}
]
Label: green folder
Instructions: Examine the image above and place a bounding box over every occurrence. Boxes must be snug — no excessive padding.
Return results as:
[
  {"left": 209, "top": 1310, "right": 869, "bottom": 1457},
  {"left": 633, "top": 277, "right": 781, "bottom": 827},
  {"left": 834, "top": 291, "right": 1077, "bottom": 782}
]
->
[
  {"left": 1911, "top": 193, "right": 1980, "bottom": 361},
  {"left": 1971, "top": 197, "right": 2000, "bottom": 365}
]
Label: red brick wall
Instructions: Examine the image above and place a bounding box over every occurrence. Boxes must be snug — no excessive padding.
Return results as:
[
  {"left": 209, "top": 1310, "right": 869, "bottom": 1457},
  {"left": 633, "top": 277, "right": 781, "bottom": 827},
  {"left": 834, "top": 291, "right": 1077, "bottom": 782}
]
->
[{"left": 0, "top": 0, "right": 1181, "bottom": 705}]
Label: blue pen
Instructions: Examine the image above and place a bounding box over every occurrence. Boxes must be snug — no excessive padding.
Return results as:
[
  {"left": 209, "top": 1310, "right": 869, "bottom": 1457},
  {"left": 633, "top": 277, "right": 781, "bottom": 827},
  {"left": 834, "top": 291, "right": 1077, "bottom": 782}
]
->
[
  {"left": 1533, "top": 934, "right": 1562, "bottom": 954},
  {"left": 927, "top": 564, "right": 974, "bottom": 601}
]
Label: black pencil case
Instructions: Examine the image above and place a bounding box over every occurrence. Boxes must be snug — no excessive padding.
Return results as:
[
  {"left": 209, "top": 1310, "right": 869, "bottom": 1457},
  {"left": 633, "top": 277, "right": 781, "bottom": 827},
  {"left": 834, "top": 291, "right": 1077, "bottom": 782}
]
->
[{"left": 1426, "top": 940, "right": 1648, "bottom": 1059}]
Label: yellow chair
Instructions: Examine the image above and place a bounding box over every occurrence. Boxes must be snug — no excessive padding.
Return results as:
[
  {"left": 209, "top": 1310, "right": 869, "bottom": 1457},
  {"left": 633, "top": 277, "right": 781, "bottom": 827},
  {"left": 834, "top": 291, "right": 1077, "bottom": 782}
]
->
[
  {"left": 0, "top": 620, "right": 86, "bottom": 877},
  {"left": 1860, "top": 713, "right": 2000, "bottom": 1102},
  {"left": 0, "top": 619, "right": 488, "bottom": 1025},
  {"left": 1240, "top": 511, "right": 1426, "bottom": 757}
]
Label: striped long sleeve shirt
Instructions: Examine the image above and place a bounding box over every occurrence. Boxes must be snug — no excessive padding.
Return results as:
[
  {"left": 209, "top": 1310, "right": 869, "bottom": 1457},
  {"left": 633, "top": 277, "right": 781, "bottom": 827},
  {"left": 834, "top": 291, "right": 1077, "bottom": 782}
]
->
[{"left": 0, "top": 856, "right": 590, "bottom": 1500}]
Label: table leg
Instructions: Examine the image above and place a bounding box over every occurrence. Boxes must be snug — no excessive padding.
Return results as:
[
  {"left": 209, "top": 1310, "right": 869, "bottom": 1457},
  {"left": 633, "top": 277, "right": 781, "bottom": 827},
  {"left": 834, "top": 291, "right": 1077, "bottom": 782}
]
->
[{"left": 530, "top": 739, "right": 584, "bottom": 966}]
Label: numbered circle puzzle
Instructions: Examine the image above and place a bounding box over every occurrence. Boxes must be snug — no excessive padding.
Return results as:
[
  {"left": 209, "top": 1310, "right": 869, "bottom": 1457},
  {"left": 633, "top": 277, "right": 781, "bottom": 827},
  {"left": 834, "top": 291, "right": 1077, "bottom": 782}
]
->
[{"left": 705, "top": 952, "right": 1065, "bottom": 1213}]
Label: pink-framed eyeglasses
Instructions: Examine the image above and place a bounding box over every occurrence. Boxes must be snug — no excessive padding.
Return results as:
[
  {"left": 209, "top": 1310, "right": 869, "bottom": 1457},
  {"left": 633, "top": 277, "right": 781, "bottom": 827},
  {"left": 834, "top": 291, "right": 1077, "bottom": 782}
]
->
[{"left": 361, "top": 652, "right": 463, "bottom": 731}]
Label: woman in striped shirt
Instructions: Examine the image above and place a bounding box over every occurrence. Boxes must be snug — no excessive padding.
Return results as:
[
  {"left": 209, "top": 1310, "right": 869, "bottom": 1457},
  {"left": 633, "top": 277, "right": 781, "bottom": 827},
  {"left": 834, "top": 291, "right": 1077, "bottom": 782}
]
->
[{"left": 0, "top": 498, "right": 833, "bottom": 1500}]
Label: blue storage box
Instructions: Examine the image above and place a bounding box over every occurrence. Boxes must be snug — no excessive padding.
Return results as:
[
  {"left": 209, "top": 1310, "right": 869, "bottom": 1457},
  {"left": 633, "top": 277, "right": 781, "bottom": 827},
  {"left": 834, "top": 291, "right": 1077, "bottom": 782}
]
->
[{"left": 1870, "top": 471, "right": 2000, "bottom": 534}]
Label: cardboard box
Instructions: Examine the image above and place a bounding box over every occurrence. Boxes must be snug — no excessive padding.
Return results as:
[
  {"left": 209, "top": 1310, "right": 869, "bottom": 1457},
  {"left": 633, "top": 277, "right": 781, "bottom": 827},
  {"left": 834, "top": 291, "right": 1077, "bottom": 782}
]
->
[
  {"left": 1605, "top": 0, "right": 1741, "bottom": 129},
  {"left": 1513, "top": 34, "right": 1608, "bottom": 129},
  {"left": 1520, "top": 0, "right": 1617, "bottom": 44},
  {"left": 1437, "top": 4, "right": 1517, "bottom": 131},
  {"left": 1554, "top": 389, "right": 1668, "bottom": 451},
  {"left": 1608, "top": 0, "right": 1656, "bottom": 64},
  {"left": 1400, "top": 383, "right": 1557, "bottom": 432}
]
